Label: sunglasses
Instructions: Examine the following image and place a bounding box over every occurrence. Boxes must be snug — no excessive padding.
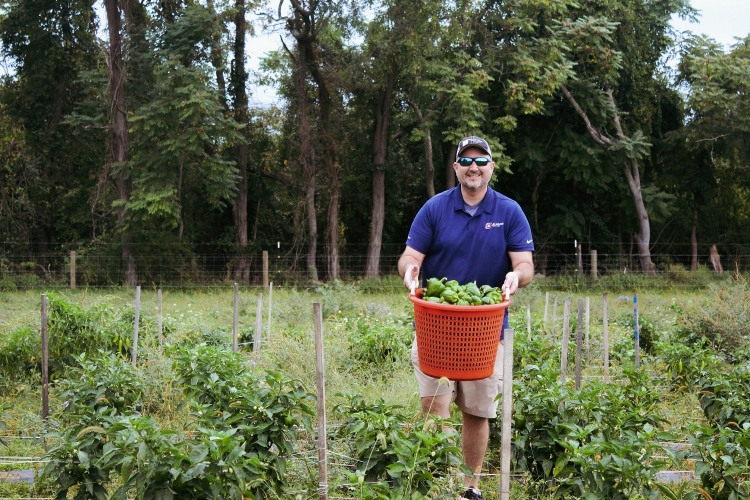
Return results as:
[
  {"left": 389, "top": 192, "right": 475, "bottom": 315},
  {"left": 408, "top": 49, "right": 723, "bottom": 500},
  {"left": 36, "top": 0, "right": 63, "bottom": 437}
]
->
[{"left": 457, "top": 157, "right": 491, "bottom": 167}]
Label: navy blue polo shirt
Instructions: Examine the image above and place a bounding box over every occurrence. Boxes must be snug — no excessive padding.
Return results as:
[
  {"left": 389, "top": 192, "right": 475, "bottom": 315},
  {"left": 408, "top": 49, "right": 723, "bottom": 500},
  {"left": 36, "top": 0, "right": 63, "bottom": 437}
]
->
[{"left": 406, "top": 186, "right": 534, "bottom": 331}]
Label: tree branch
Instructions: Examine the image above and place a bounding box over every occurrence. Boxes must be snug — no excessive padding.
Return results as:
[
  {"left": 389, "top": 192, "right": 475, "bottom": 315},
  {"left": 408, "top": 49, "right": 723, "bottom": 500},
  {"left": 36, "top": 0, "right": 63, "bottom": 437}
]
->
[
  {"left": 695, "top": 133, "right": 732, "bottom": 143},
  {"left": 280, "top": 34, "right": 296, "bottom": 64},
  {"left": 560, "top": 83, "right": 616, "bottom": 148},
  {"left": 605, "top": 87, "right": 627, "bottom": 142}
]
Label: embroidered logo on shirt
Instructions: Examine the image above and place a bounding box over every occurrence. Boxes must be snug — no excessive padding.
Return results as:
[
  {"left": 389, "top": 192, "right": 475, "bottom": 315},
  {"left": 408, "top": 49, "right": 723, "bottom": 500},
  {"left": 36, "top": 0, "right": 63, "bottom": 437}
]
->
[
  {"left": 485, "top": 222, "right": 504, "bottom": 229},
  {"left": 526, "top": 239, "right": 533, "bottom": 244}
]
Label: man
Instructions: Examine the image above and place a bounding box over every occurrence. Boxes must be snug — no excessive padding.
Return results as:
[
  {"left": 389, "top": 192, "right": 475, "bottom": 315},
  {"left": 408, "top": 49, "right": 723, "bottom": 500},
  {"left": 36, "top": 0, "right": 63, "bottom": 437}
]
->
[{"left": 397, "top": 136, "right": 534, "bottom": 500}]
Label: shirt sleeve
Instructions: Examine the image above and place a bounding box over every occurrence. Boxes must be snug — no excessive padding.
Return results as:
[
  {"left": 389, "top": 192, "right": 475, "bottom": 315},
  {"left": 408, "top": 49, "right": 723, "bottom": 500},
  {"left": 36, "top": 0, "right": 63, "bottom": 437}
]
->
[
  {"left": 405, "top": 202, "right": 435, "bottom": 255},
  {"left": 506, "top": 202, "right": 534, "bottom": 252}
]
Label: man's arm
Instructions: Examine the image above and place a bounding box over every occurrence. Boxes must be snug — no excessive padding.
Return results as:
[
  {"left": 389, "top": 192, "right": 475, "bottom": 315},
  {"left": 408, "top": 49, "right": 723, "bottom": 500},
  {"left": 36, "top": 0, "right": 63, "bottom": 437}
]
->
[
  {"left": 501, "top": 251, "right": 534, "bottom": 297},
  {"left": 398, "top": 246, "right": 426, "bottom": 290}
]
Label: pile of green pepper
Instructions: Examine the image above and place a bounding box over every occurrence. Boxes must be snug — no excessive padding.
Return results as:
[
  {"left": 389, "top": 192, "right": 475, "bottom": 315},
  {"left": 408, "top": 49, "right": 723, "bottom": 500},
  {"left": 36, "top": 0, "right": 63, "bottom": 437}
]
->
[{"left": 420, "top": 277, "right": 505, "bottom": 305}]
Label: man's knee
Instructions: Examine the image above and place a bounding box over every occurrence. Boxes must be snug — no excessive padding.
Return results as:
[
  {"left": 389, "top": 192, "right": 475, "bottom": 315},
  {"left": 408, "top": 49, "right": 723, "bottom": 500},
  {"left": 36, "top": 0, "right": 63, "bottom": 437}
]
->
[{"left": 422, "top": 394, "right": 451, "bottom": 417}]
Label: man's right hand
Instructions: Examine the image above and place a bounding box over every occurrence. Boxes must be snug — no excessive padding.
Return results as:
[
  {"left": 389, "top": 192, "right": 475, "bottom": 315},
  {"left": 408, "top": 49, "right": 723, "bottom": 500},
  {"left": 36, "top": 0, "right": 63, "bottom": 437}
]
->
[
  {"left": 398, "top": 246, "right": 426, "bottom": 292},
  {"left": 403, "top": 264, "right": 420, "bottom": 291}
]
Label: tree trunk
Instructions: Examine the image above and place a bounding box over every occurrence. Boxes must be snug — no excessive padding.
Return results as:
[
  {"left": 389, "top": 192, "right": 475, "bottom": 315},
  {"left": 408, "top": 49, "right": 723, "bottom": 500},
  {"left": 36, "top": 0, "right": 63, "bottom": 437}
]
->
[
  {"left": 296, "top": 46, "right": 317, "bottom": 282},
  {"left": 623, "top": 160, "right": 655, "bottom": 276},
  {"left": 691, "top": 209, "right": 698, "bottom": 271},
  {"left": 231, "top": 0, "right": 250, "bottom": 282},
  {"left": 104, "top": 0, "right": 136, "bottom": 286},
  {"left": 445, "top": 144, "right": 457, "bottom": 190},
  {"left": 303, "top": 39, "right": 341, "bottom": 282},
  {"left": 407, "top": 101, "right": 435, "bottom": 198},
  {"left": 423, "top": 132, "right": 435, "bottom": 198},
  {"left": 366, "top": 63, "right": 397, "bottom": 277},
  {"left": 327, "top": 180, "right": 340, "bottom": 281}
]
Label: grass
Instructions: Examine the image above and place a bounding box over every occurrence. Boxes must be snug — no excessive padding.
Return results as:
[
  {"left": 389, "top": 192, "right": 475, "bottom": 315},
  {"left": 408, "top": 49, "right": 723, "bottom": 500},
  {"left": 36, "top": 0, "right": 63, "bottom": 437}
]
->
[{"left": 0, "top": 281, "right": 719, "bottom": 499}]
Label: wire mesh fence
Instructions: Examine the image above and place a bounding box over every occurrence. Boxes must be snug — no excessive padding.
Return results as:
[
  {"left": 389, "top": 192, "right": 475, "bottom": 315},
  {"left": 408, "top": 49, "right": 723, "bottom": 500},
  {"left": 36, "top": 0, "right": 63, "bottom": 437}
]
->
[{"left": 1, "top": 243, "right": 748, "bottom": 289}]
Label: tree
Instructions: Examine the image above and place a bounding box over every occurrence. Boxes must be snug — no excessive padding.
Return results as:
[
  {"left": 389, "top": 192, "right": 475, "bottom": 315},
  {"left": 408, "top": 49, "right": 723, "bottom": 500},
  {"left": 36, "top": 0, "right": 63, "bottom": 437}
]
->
[
  {"left": 231, "top": 0, "right": 251, "bottom": 281},
  {"left": 0, "top": 0, "right": 104, "bottom": 251},
  {"left": 674, "top": 35, "right": 750, "bottom": 266},
  {"left": 488, "top": 0, "right": 691, "bottom": 275}
]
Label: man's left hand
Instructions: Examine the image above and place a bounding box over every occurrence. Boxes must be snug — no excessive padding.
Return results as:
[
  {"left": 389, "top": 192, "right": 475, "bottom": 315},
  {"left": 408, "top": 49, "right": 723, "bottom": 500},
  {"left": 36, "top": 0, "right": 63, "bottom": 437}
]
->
[{"left": 501, "top": 271, "right": 519, "bottom": 300}]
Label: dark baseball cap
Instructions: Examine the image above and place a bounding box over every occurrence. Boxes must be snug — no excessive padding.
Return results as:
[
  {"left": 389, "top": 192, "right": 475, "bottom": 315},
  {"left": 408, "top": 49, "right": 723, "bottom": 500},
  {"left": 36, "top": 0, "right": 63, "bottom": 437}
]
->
[{"left": 456, "top": 136, "right": 492, "bottom": 160}]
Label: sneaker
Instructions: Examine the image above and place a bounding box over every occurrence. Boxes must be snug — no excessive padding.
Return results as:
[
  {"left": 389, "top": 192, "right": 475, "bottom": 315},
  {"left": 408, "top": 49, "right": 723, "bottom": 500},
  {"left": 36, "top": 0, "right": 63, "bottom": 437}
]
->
[{"left": 458, "top": 487, "right": 483, "bottom": 500}]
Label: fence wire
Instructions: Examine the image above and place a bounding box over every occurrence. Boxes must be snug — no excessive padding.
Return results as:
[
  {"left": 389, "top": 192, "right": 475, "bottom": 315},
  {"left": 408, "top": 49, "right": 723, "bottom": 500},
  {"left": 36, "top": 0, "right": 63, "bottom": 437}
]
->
[{"left": 1, "top": 247, "right": 748, "bottom": 289}]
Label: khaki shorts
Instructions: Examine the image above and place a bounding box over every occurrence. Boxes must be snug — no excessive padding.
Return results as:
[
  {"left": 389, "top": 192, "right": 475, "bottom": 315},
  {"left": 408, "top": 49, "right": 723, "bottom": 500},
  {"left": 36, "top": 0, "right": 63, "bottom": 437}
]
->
[{"left": 411, "top": 338, "right": 504, "bottom": 419}]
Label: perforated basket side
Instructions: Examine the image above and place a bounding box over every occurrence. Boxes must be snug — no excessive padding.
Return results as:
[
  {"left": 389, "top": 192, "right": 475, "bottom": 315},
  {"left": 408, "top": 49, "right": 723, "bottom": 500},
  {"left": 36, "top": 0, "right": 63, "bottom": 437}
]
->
[{"left": 409, "top": 292, "right": 507, "bottom": 381}]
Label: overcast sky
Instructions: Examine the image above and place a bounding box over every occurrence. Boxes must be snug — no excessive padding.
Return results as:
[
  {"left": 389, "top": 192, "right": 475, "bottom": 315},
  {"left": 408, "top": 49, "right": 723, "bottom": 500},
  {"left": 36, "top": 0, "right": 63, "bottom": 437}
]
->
[{"left": 670, "top": 0, "right": 750, "bottom": 49}]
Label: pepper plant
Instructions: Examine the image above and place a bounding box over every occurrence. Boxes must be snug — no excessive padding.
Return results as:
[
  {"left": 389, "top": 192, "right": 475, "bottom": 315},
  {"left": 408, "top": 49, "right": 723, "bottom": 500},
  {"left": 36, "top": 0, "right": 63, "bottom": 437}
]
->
[{"left": 333, "top": 394, "right": 469, "bottom": 498}]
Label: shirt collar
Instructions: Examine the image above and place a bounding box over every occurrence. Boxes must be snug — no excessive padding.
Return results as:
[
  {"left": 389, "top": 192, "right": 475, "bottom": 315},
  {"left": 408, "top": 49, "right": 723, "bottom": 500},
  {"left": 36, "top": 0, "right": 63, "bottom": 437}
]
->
[{"left": 452, "top": 186, "right": 495, "bottom": 214}]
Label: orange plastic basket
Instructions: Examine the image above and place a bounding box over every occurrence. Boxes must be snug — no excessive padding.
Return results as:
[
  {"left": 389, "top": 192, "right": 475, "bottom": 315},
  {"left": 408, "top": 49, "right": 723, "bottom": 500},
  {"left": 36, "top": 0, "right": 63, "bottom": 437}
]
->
[{"left": 409, "top": 288, "right": 509, "bottom": 381}]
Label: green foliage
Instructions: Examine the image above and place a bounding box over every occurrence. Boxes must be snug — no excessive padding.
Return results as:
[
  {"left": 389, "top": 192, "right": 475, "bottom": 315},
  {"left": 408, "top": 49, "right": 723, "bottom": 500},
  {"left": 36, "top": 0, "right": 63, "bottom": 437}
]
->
[
  {"left": 172, "top": 343, "right": 315, "bottom": 497},
  {"left": 56, "top": 352, "right": 144, "bottom": 426},
  {"left": 696, "top": 362, "right": 750, "bottom": 429},
  {"left": 678, "top": 280, "right": 750, "bottom": 362},
  {"left": 46, "top": 292, "right": 120, "bottom": 374},
  {"left": 332, "top": 394, "right": 468, "bottom": 498},
  {"left": 346, "top": 309, "right": 412, "bottom": 369},
  {"left": 656, "top": 336, "right": 723, "bottom": 391},
  {"left": 315, "top": 280, "right": 361, "bottom": 317},
  {"left": 0, "top": 327, "right": 40, "bottom": 379},
  {"left": 42, "top": 345, "right": 316, "bottom": 500},
  {"left": 687, "top": 423, "right": 750, "bottom": 500},
  {"left": 504, "top": 364, "right": 673, "bottom": 498},
  {"left": 357, "top": 275, "right": 403, "bottom": 294}
]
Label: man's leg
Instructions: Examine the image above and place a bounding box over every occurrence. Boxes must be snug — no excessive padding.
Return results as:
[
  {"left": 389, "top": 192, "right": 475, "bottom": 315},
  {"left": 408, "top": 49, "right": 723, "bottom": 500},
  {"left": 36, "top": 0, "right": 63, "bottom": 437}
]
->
[
  {"left": 461, "top": 411, "right": 489, "bottom": 489},
  {"left": 421, "top": 393, "right": 451, "bottom": 418}
]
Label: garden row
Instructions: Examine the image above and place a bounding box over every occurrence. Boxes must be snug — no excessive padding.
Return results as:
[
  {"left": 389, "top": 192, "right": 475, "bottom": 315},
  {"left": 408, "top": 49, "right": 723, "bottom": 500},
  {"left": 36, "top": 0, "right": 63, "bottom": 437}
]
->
[{"left": 2, "top": 281, "right": 750, "bottom": 498}]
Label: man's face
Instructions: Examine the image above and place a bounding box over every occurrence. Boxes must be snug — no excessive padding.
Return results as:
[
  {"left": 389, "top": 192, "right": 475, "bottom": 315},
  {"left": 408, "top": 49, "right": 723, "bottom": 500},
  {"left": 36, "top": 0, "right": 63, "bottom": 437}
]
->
[{"left": 453, "top": 146, "right": 494, "bottom": 192}]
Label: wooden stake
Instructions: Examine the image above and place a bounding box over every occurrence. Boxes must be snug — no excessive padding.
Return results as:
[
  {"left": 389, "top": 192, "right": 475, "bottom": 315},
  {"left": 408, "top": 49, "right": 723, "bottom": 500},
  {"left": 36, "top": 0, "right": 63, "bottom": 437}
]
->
[
  {"left": 603, "top": 293, "right": 610, "bottom": 383},
  {"left": 526, "top": 303, "right": 531, "bottom": 335},
  {"left": 232, "top": 283, "right": 239, "bottom": 352},
  {"left": 499, "top": 328, "right": 515, "bottom": 500},
  {"left": 313, "top": 303, "right": 328, "bottom": 500},
  {"left": 634, "top": 294, "right": 640, "bottom": 369},
  {"left": 544, "top": 291, "right": 549, "bottom": 328},
  {"left": 267, "top": 282, "right": 273, "bottom": 341},
  {"left": 262, "top": 250, "right": 269, "bottom": 290},
  {"left": 575, "top": 298, "right": 583, "bottom": 390},
  {"left": 253, "top": 294, "right": 263, "bottom": 354},
  {"left": 69, "top": 250, "right": 76, "bottom": 289},
  {"left": 132, "top": 286, "right": 140, "bottom": 367},
  {"left": 41, "top": 294, "right": 49, "bottom": 422},
  {"left": 590, "top": 250, "right": 597, "bottom": 284},
  {"left": 157, "top": 288, "right": 163, "bottom": 346},
  {"left": 560, "top": 298, "right": 570, "bottom": 383},
  {"left": 552, "top": 295, "right": 558, "bottom": 336},
  {"left": 585, "top": 296, "right": 590, "bottom": 361}
]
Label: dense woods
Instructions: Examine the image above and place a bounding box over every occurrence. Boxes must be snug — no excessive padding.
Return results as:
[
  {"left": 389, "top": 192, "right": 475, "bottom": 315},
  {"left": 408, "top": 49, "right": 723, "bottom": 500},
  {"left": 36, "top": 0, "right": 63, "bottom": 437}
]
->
[{"left": 0, "top": 0, "right": 748, "bottom": 284}]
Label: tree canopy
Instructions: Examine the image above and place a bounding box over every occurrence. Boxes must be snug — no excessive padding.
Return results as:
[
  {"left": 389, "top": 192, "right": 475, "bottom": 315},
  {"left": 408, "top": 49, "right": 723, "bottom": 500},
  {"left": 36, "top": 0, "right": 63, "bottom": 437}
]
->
[{"left": 0, "top": 0, "right": 748, "bottom": 283}]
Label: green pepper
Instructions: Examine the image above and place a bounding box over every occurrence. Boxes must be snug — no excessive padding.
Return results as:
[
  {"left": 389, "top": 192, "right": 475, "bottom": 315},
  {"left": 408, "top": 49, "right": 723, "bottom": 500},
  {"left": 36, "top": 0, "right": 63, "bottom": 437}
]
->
[
  {"left": 457, "top": 299, "right": 469, "bottom": 305},
  {"left": 466, "top": 282, "right": 481, "bottom": 298},
  {"left": 425, "top": 277, "right": 446, "bottom": 297},
  {"left": 445, "top": 280, "right": 460, "bottom": 291},
  {"left": 481, "top": 296, "right": 495, "bottom": 305},
  {"left": 480, "top": 284, "right": 494, "bottom": 296},
  {"left": 441, "top": 289, "right": 458, "bottom": 304},
  {"left": 425, "top": 296, "right": 442, "bottom": 303}
]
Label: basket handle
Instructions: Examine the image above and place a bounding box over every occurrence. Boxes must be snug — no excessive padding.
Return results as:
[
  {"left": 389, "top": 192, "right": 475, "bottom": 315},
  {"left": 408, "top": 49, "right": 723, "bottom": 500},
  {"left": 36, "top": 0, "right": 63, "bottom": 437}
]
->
[{"left": 409, "top": 280, "right": 417, "bottom": 296}]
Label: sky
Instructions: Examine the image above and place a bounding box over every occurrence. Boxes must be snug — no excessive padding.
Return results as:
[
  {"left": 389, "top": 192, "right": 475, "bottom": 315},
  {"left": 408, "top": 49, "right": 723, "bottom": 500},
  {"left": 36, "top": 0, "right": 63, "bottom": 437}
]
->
[{"left": 670, "top": 0, "right": 750, "bottom": 49}]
